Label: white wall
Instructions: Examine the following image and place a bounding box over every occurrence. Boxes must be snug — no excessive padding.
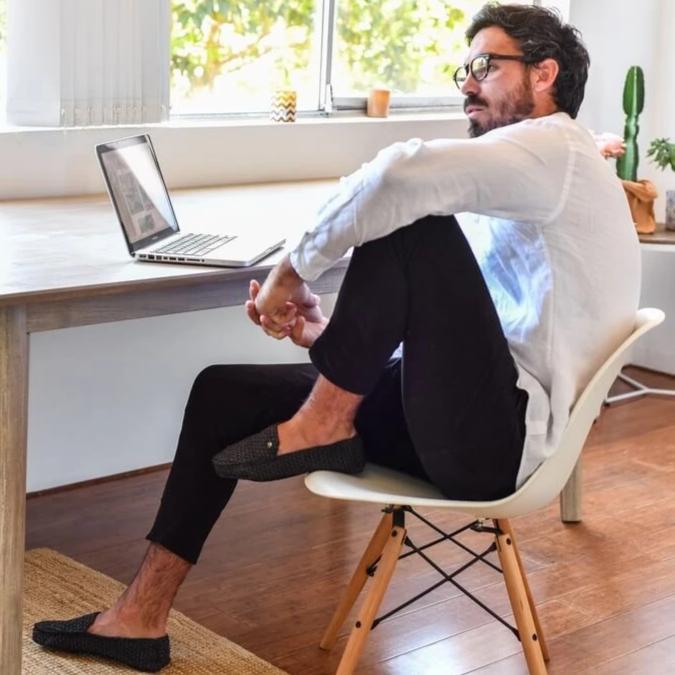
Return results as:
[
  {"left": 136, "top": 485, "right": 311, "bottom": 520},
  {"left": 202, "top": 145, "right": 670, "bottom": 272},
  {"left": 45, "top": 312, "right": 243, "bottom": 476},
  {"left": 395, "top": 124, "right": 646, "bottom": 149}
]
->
[
  {"left": 571, "top": 0, "right": 675, "bottom": 374},
  {"left": 27, "top": 295, "right": 336, "bottom": 493},
  {"left": 0, "top": 114, "right": 467, "bottom": 200},
  {"left": 572, "top": 0, "right": 675, "bottom": 219}
]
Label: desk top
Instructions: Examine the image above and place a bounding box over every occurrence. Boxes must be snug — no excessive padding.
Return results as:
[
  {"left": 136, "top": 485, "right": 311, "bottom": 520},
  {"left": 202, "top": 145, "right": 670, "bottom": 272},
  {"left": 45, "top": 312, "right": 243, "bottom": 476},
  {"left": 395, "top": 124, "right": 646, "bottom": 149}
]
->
[{"left": 0, "top": 180, "right": 338, "bottom": 307}]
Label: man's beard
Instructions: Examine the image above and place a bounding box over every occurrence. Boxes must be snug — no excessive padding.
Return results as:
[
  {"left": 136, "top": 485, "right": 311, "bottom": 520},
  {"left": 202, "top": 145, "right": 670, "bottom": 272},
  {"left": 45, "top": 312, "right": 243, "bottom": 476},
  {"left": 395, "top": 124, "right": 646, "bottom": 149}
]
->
[{"left": 466, "top": 78, "right": 535, "bottom": 138}]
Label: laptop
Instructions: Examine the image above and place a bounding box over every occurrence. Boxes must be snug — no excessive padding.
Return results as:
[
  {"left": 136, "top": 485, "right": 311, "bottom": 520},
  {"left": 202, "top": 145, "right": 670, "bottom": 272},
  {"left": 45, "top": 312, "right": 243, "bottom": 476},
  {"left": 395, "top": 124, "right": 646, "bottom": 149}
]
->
[{"left": 96, "top": 134, "right": 285, "bottom": 267}]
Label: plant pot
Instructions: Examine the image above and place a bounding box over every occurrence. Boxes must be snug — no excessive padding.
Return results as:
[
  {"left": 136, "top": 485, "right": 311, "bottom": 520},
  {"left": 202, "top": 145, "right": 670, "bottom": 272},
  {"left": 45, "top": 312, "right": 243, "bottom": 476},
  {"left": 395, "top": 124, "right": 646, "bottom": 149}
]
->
[
  {"left": 621, "top": 179, "right": 658, "bottom": 234},
  {"left": 270, "top": 90, "right": 297, "bottom": 123},
  {"left": 666, "top": 189, "right": 675, "bottom": 231}
]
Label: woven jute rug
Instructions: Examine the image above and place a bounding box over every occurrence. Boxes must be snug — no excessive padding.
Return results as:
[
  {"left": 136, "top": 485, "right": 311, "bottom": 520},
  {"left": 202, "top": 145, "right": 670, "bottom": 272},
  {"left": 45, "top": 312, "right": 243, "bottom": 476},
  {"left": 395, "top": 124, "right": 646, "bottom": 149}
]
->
[{"left": 23, "top": 548, "right": 287, "bottom": 674}]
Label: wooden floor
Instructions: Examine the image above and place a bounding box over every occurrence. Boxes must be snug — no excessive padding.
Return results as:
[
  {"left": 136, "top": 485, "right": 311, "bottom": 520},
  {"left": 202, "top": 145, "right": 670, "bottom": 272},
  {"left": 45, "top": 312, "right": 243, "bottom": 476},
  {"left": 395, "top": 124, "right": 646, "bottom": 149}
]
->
[{"left": 26, "top": 367, "right": 675, "bottom": 674}]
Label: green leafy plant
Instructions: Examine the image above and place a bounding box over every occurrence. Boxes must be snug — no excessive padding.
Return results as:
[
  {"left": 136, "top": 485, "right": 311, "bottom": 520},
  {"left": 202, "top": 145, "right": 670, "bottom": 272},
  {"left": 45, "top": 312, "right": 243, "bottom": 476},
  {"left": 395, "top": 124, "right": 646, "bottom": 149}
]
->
[
  {"left": 616, "top": 65, "right": 645, "bottom": 182},
  {"left": 647, "top": 137, "right": 675, "bottom": 172}
]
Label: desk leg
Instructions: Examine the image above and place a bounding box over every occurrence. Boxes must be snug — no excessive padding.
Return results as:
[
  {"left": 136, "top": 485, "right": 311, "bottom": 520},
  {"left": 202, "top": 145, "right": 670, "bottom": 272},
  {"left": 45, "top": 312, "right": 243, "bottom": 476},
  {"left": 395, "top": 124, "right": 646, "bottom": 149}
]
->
[{"left": 0, "top": 307, "right": 28, "bottom": 675}]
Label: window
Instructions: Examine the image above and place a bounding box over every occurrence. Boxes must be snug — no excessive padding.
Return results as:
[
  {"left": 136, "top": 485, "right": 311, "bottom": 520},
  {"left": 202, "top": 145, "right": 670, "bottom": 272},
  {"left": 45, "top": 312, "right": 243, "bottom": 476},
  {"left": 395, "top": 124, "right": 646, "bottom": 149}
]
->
[
  {"left": 170, "top": 1, "right": 323, "bottom": 114},
  {"left": 331, "top": 0, "right": 475, "bottom": 107},
  {"left": 170, "top": 0, "right": 493, "bottom": 116}
]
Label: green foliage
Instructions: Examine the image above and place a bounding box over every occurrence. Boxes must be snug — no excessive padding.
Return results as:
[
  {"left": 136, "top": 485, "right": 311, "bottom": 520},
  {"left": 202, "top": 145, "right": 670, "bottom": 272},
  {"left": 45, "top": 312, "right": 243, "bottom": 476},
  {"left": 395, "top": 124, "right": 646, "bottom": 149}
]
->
[
  {"left": 171, "top": 0, "right": 466, "bottom": 97},
  {"left": 647, "top": 138, "right": 675, "bottom": 173},
  {"left": 336, "top": 0, "right": 465, "bottom": 93},
  {"left": 616, "top": 66, "right": 645, "bottom": 182},
  {"left": 171, "top": 0, "right": 315, "bottom": 90}
]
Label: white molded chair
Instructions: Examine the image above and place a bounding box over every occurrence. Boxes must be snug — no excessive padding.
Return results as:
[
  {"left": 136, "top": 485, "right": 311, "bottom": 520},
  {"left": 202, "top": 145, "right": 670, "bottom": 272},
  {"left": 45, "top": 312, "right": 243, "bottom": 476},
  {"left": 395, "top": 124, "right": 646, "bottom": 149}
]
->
[{"left": 305, "top": 308, "right": 664, "bottom": 675}]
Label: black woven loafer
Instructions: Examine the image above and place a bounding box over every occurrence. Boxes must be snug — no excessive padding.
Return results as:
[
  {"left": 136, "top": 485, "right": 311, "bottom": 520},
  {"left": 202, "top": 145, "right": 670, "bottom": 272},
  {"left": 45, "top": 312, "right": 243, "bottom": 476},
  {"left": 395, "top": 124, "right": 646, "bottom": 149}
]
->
[
  {"left": 33, "top": 612, "right": 170, "bottom": 672},
  {"left": 212, "top": 424, "right": 366, "bottom": 481}
]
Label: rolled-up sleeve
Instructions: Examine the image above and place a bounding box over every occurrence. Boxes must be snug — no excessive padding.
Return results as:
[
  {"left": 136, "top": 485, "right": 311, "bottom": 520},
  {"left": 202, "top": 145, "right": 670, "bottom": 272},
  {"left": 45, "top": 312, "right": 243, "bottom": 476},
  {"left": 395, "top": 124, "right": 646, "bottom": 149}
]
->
[{"left": 290, "top": 118, "right": 571, "bottom": 281}]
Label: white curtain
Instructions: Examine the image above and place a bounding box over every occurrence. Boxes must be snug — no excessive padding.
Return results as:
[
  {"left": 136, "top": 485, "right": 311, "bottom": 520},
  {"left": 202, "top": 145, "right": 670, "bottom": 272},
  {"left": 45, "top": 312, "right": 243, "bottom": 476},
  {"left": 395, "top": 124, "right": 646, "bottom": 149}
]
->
[{"left": 7, "top": 0, "right": 170, "bottom": 126}]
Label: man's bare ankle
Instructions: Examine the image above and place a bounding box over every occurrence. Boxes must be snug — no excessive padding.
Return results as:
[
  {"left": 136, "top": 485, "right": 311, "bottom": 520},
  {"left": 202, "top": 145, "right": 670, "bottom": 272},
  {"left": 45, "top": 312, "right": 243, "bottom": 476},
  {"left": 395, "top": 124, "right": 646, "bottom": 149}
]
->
[{"left": 90, "top": 604, "right": 166, "bottom": 638}]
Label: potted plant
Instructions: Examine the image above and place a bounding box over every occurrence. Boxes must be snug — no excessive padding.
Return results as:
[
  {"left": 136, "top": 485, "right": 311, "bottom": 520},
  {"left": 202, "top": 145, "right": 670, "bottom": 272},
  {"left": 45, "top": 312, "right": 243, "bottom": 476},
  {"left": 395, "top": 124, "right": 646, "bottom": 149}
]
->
[
  {"left": 270, "top": 61, "right": 297, "bottom": 123},
  {"left": 647, "top": 137, "right": 675, "bottom": 229},
  {"left": 617, "top": 65, "right": 658, "bottom": 234}
]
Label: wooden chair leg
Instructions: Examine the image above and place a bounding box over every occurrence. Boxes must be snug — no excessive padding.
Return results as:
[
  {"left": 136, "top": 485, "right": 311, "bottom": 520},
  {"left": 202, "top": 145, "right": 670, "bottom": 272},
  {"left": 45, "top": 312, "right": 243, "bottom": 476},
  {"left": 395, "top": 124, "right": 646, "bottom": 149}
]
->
[
  {"left": 494, "top": 519, "right": 547, "bottom": 675},
  {"left": 335, "top": 520, "right": 406, "bottom": 675},
  {"left": 560, "top": 458, "right": 582, "bottom": 523},
  {"left": 497, "top": 520, "right": 549, "bottom": 663},
  {"left": 320, "top": 511, "right": 394, "bottom": 650}
]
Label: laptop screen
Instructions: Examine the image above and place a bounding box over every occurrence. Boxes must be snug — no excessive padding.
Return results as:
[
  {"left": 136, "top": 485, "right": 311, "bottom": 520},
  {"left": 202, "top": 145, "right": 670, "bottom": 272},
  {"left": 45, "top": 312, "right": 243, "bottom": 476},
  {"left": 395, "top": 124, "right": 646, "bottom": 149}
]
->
[{"left": 96, "top": 135, "right": 180, "bottom": 255}]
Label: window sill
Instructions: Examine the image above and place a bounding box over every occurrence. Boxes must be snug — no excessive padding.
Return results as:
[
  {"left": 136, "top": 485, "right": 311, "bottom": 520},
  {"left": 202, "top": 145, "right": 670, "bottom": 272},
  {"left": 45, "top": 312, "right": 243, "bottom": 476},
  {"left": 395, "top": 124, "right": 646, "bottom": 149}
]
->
[
  {"left": 0, "top": 109, "right": 469, "bottom": 200},
  {"left": 0, "top": 107, "right": 466, "bottom": 133}
]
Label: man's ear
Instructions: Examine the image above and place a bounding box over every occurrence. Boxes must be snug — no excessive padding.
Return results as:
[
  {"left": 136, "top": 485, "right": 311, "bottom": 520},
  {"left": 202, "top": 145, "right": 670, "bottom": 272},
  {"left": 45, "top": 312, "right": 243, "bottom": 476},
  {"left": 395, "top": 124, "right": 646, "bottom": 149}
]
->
[{"left": 531, "top": 58, "right": 559, "bottom": 94}]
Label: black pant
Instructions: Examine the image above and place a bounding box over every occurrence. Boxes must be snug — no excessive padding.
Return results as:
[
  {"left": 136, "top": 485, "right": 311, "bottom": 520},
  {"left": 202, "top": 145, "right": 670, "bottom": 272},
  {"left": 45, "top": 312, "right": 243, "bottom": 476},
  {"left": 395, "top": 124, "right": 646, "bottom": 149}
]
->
[{"left": 147, "top": 216, "right": 527, "bottom": 564}]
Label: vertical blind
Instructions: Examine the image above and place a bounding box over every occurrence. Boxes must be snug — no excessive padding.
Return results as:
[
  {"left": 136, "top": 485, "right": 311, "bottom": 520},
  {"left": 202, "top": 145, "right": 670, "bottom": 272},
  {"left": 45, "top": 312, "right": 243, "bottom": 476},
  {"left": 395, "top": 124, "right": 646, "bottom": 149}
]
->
[{"left": 7, "top": 0, "right": 169, "bottom": 126}]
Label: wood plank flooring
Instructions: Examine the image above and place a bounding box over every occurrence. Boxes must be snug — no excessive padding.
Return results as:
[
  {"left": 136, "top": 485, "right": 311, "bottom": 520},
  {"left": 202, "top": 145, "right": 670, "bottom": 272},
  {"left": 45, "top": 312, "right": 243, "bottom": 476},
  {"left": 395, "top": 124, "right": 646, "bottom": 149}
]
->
[{"left": 26, "top": 366, "right": 675, "bottom": 674}]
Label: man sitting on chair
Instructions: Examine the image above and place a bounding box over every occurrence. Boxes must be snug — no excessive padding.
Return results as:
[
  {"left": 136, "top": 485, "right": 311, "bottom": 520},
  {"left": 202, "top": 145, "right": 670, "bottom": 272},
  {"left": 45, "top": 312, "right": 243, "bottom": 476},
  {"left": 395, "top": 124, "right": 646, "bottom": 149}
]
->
[{"left": 33, "top": 3, "right": 640, "bottom": 672}]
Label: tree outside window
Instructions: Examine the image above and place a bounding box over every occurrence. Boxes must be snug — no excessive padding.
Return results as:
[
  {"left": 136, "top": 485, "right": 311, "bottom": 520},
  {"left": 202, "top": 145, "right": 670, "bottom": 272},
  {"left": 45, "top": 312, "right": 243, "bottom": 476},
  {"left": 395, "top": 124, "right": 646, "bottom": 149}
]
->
[
  {"left": 171, "top": 0, "right": 320, "bottom": 114},
  {"left": 334, "top": 0, "right": 466, "bottom": 96}
]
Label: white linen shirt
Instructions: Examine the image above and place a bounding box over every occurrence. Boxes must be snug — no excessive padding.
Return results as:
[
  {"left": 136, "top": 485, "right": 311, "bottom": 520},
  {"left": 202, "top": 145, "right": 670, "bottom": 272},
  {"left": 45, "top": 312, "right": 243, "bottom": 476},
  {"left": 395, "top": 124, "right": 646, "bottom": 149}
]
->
[{"left": 289, "top": 112, "right": 641, "bottom": 487}]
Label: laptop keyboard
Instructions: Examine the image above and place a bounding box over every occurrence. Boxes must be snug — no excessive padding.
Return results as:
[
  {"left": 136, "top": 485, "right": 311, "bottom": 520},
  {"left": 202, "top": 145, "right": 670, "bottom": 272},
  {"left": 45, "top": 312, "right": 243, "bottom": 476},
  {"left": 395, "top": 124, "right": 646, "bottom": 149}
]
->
[{"left": 153, "top": 233, "right": 236, "bottom": 257}]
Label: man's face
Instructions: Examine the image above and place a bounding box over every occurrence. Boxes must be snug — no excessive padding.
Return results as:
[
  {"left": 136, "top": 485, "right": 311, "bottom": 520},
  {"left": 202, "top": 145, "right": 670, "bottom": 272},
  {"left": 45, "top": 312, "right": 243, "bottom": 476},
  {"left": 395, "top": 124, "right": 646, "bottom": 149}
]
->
[{"left": 461, "top": 26, "right": 535, "bottom": 137}]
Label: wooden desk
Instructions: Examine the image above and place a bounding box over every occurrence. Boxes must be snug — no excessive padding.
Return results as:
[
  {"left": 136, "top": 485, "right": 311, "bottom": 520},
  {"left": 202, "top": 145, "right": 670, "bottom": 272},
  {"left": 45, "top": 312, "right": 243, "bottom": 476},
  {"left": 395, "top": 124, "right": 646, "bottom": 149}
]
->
[{"left": 0, "top": 180, "right": 346, "bottom": 674}]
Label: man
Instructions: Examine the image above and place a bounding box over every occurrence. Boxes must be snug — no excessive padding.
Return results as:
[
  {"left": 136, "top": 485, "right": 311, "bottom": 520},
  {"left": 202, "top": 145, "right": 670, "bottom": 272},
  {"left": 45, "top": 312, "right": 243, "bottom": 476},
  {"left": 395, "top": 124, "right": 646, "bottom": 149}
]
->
[{"left": 33, "top": 4, "right": 640, "bottom": 671}]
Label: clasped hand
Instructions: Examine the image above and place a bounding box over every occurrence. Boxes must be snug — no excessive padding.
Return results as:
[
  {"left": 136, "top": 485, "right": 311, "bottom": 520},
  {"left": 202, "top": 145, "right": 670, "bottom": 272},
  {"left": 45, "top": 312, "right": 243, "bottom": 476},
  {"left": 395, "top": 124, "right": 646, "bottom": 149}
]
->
[{"left": 245, "top": 256, "right": 328, "bottom": 348}]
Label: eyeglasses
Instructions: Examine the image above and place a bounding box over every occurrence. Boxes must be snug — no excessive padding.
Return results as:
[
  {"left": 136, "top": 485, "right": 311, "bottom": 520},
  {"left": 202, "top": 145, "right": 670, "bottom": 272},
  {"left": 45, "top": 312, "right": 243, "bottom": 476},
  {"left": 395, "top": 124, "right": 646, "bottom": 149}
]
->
[{"left": 453, "top": 53, "right": 534, "bottom": 89}]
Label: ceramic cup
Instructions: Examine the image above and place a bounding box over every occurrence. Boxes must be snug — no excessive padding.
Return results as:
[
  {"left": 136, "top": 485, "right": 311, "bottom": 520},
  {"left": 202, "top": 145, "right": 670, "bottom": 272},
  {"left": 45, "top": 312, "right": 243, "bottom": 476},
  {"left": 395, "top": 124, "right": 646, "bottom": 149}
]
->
[{"left": 367, "top": 88, "right": 391, "bottom": 118}]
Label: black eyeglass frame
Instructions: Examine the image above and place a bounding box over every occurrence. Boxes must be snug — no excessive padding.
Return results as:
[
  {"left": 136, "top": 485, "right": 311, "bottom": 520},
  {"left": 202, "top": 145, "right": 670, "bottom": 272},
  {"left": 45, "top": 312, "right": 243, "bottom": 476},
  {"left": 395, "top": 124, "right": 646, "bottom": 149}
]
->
[{"left": 453, "top": 53, "right": 535, "bottom": 89}]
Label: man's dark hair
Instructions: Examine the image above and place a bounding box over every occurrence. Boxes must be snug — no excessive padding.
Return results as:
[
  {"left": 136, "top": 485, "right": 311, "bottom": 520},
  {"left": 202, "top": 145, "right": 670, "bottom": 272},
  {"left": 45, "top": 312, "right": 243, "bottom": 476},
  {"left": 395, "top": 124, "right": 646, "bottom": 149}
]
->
[{"left": 466, "top": 3, "right": 590, "bottom": 118}]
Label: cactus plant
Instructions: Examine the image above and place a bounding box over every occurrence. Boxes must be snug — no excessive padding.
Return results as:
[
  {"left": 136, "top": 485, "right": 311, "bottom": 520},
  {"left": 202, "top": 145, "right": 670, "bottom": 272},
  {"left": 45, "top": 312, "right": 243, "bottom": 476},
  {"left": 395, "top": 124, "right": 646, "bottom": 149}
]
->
[{"left": 616, "top": 65, "right": 645, "bottom": 182}]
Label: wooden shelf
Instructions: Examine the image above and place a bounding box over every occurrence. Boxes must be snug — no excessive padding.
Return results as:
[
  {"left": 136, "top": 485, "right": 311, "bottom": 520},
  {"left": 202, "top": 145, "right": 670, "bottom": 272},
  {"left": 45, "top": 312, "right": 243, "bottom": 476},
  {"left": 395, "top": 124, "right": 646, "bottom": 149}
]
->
[{"left": 639, "top": 222, "right": 675, "bottom": 245}]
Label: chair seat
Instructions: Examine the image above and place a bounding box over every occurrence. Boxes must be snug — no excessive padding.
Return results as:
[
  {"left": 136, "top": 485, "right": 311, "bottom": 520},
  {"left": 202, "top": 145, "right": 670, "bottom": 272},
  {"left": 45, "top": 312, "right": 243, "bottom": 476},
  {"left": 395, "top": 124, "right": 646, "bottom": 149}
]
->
[{"left": 305, "top": 463, "right": 523, "bottom": 517}]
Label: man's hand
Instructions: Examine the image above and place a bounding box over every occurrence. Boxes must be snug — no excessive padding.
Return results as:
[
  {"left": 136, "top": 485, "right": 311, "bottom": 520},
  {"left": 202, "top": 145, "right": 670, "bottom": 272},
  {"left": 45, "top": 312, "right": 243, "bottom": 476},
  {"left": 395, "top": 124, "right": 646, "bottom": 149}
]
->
[
  {"left": 252, "top": 255, "right": 306, "bottom": 324},
  {"left": 245, "top": 255, "right": 328, "bottom": 347}
]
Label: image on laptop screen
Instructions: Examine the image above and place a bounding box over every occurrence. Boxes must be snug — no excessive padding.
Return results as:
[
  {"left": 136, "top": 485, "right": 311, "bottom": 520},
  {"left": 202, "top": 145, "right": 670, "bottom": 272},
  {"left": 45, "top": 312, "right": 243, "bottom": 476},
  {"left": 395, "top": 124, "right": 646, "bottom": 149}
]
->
[{"left": 99, "top": 137, "right": 178, "bottom": 248}]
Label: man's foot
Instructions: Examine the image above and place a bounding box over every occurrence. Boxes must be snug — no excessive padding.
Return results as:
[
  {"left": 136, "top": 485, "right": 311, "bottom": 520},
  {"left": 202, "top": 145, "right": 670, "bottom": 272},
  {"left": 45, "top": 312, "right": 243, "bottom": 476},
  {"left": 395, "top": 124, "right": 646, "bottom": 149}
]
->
[
  {"left": 212, "top": 424, "right": 366, "bottom": 481},
  {"left": 212, "top": 373, "right": 366, "bottom": 481},
  {"left": 32, "top": 613, "right": 170, "bottom": 672},
  {"left": 88, "top": 606, "right": 166, "bottom": 639},
  {"left": 276, "top": 411, "right": 356, "bottom": 456}
]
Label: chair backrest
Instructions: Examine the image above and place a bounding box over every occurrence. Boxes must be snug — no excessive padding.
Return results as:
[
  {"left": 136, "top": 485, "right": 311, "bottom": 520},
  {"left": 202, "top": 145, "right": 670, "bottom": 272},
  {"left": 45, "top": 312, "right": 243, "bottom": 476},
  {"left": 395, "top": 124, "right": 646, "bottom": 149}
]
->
[{"left": 504, "top": 307, "right": 665, "bottom": 516}]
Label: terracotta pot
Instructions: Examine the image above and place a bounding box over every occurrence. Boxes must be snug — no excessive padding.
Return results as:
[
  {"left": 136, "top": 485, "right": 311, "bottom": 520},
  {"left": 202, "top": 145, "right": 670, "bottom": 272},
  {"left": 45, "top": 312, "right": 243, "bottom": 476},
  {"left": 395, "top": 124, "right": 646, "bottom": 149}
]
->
[{"left": 621, "top": 179, "right": 658, "bottom": 234}]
